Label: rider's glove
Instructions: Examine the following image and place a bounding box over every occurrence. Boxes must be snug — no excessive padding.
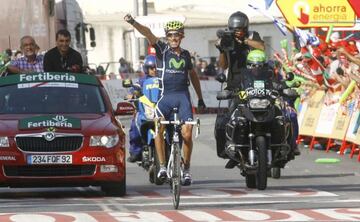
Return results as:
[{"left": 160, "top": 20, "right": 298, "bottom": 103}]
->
[
  {"left": 124, "top": 14, "right": 136, "bottom": 25},
  {"left": 198, "top": 99, "right": 206, "bottom": 109}
]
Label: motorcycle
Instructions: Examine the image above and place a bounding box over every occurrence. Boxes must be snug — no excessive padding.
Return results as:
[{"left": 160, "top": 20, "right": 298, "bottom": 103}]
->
[
  {"left": 215, "top": 70, "right": 298, "bottom": 190},
  {"left": 122, "top": 78, "right": 164, "bottom": 185}
]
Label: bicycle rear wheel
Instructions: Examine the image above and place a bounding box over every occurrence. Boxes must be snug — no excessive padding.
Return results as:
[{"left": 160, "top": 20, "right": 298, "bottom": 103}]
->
[{"left": 170, "top": 143, "right": 181, "bottom": 209}]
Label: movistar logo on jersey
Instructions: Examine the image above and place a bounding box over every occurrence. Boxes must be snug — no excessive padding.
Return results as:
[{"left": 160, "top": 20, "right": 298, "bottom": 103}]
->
[
  {"left": 169, "top": 58, "right": 185, "bottom": 69},
  {"left": 19, "top": 73, "right": 76, "bottom": 82}
]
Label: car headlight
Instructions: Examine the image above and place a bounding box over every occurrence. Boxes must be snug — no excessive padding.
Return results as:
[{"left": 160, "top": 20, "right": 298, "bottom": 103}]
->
[
  {"left": 0, "top": 137, "right": 9, "bottom": 147},
  {"left": 90, "top": 135, "right": 119, "bottom": 148},
  {"left": 249, "top": 98, "right": 271, "bottom": 109}
]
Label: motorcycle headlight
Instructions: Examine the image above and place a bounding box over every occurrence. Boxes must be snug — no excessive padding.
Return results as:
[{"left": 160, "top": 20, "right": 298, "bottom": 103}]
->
[
  {"left": 90, "top": 135, "right": 119, "bottom": 148},
  {"left": 249, "top": 98, "right": 271, "bottom": 109},
  {"left": 0, "top": 137, "right": 9, "bottom": 147}
]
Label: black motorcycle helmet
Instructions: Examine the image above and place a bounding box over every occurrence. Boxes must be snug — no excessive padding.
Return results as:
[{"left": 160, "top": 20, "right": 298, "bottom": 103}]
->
[{"left": 228, "top": 11, "right": 249, "bottom": 33}]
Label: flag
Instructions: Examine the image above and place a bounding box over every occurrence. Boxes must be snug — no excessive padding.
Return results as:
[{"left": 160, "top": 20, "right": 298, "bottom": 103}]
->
[
  {"left": 274, "top": 18, "right": 288, "bottom": 36},
  {"left": 293, "top": 27, "right": 320, "bottom": 47},
  {"left": 264, "top": 0, "right": 274, "bottom": 9},
  {"left": 248, "top": 4, "right": 288, "bottom": 36}
]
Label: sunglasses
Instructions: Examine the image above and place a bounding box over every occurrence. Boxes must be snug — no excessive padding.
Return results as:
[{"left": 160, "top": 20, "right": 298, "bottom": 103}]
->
[
  {"left": 166, "top": 32, "right": 181, "bottom": 38},
  {"left": 148, "top": 67, "right": 156, "bottom": 70}
]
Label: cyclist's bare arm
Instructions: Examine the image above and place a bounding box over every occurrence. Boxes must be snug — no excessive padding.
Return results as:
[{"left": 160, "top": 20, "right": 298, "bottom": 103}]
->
[
  {"left": 124, "top": 14, "right": 158, "bottom": 46},
  {"left": 189, "top": 68, "right": 204, "bottom": 100}
]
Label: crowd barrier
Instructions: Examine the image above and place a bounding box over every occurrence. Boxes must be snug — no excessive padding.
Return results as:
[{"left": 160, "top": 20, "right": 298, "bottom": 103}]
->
[
  {"left": 298, "top": 90, "right": 360, "bottom": 161},
  {"left": 100, "top": 78, "right": 360, "bottom": 161}
]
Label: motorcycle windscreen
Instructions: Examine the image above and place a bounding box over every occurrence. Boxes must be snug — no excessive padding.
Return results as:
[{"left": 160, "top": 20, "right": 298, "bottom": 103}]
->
[{"left": 241, "top": 67, "right": 274, "bottom": 91}]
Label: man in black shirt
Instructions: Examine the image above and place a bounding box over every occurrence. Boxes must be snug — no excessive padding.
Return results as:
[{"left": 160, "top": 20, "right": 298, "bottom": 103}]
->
[
  {"left": 217, "top": 11, "right": 265, "bottom": 89},
  {"left": 44, "top": 29, "right": 83, "bottom": 73},
  {"left": 214, "top": 11, "right": 265, "bottom": 168}
]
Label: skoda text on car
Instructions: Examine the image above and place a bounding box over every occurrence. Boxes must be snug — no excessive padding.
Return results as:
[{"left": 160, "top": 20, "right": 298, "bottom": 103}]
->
[{"left": 0, "top": 72, "right": 134, "bottom": 196}]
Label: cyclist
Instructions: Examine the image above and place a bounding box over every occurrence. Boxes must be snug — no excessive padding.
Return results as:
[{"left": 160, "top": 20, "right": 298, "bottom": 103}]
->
[
  {"left": 128, "top": 55, "right": 159, "bottom": 162},
  {"left": 124, "top": 14, "right": 206, "bottom": 185}
]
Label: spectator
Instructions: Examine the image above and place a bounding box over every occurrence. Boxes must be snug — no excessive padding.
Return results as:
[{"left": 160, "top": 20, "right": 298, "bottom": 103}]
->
[
  {"left": 205, "top": 57, "right": 217, "bottom": 76},
  {"left": 337, "top": 47, "right": 360, "bottom": 66},
  {"left": 43, "top": 29, "right": 83, "bottom": 73},
  {"left": 14, "top": 50, "right": 22, "bottom": 59},
  {"left": 118, "top": 57, "right": 130, "bottom": 74},
  {"left": 7, "top": 36, "right": 44, "bottom": 74},
  {"left": 96, "top": 65, "right": 106, "bottom": 75},
  {"left": 195, "top": 58, "right": 203, "bottom": 76},
  {"left": 200, "top": 60, "right": 208, "bottom": 76},
  {"left": 5, "top": 49, "right": 12, "bottom": 59}
]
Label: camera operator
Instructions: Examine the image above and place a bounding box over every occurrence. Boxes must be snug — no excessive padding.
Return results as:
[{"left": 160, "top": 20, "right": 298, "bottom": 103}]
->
[
  {"left": 214, "top": 11, "right": 265, "bottom": 167},
  {"left": 216, "top": 11, "right": 265, "bottom": 89}
]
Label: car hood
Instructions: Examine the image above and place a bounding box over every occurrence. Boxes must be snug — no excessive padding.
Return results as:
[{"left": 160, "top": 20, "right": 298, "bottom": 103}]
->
[{"left": 0, "top": 113, "right": 119, "bottom": 137}]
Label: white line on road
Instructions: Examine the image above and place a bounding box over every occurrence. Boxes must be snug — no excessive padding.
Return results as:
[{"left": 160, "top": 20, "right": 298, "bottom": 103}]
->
[{"left": 2, "top": 198, "right": 360, "bottom": 209}]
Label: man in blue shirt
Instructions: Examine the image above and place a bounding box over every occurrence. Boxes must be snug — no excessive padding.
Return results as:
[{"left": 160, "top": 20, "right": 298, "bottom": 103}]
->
[
  {"left": 124, "top": 15, "right": 206, "bottom": 185},
  {"left": 7, "top": 36, "right": 44, "bottom": 74},
  {"left": 127, "top": 55, "right": 159, "bottom": 162}
]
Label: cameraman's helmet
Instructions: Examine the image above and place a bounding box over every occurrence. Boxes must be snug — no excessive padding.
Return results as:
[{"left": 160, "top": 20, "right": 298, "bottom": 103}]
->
[
  {"left": 228, "top": 11, "right": 249, "bottom": 32},
  {"left": 143, "top": 55, "right": 157, "bottom": 75},
  {"left": 247, "top": 50, "right": 266, "bottom": 68},
  {"left": 164, "top": 21, "right": 184, "bottom": 34}
]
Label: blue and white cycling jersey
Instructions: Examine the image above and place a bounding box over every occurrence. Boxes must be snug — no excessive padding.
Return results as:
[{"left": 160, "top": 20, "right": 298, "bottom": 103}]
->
[{"left": 153, "top": 40, "right": 194, "bottom": 121}]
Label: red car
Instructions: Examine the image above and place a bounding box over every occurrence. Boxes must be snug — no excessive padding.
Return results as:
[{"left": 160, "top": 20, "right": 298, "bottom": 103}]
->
[{"left": 0, "top": 72, "right": 134, "bottom": 196}]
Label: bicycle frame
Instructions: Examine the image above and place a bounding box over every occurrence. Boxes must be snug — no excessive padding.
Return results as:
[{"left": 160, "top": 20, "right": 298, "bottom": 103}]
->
[{"left": 155, "top": 108, "right": 200, "bottom": 209}]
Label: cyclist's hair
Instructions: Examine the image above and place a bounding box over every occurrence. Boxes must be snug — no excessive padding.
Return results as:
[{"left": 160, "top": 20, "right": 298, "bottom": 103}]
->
[{"left": 56, "top": 29, "right": 71, "bottom": 40}]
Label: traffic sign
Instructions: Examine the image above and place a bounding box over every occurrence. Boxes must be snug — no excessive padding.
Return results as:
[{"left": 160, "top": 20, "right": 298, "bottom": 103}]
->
[
  {"left": 134, "top": 15, "right": 186, "bottom": 38},
  {"left": 276, "top": 0, "right": 356, "bottom": 27}
]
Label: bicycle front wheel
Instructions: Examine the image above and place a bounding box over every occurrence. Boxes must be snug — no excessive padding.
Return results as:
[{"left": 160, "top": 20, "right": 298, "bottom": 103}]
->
[{"left": 170, "top": 143, "right": 181, "bottom": 209}]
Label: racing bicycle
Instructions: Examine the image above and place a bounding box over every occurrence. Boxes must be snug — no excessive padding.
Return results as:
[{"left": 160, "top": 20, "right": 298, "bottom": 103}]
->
[{"left": 156, "top": 107, "right": 200, "bottom": 209}]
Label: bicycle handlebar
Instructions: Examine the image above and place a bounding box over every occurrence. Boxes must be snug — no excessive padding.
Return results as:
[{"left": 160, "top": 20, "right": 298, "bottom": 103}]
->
[{"left": 155, "top": 118, "right": 201, "bottom": 138}]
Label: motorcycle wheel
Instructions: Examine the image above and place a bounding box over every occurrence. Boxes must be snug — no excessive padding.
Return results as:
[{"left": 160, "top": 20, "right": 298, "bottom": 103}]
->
[
  {"left": 255, "top": 136, "right": 268, "bottom": 190},
  {"left": 245, "top": 174, "right": 256, "bottom": 188},
  {"left": 153, "top": 148, "right": 165, "bottom": 185},
  {"left": 272, "top": 167, "right": 281, "bottom": 179}
]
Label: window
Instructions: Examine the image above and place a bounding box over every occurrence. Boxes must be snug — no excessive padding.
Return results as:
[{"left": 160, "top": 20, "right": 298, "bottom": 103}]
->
[{"left": 0, "top": 84, "right": 106, "bottom": 114}]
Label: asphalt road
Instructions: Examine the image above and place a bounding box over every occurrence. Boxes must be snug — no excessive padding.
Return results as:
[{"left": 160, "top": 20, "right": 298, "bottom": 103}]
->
[{"left": 0, "top": 114, "right": 359, "bottom": 221}]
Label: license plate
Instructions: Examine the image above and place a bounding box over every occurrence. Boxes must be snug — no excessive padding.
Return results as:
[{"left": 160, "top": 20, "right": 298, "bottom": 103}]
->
[
  {"left": 27, "top": 155, "right": 72, "bottom": 164},
  {"left": 254, "top": 80, "right": 265, "bottom": 89}
]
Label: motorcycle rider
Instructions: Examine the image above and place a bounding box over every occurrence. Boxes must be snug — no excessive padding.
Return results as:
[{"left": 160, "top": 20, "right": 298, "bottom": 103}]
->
[
  {"left": 127, "top": 55, "right": 159, "bottom": 162},
  {"left": 224, "top": 50, "right": 300, "bottom": 168},
  {"left": 214, "top": 11, "right": 265, "bottom": 167},
  {"left": 124, "top": 15, "right": 206, "bottom": 186}
]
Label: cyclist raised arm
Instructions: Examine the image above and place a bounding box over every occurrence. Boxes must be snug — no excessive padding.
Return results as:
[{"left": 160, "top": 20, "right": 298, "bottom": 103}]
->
[
  {"left": 124, "top": 14, "right": 157, "bottom": 46},
  {"left": 124, "top": 15, "right": 206, "bottom": 186}
]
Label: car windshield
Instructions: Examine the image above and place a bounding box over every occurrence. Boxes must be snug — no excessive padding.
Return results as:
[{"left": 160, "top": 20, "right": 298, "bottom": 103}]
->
[{"left": 0, "top": 83, "right": 106, "bottom": 114}]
